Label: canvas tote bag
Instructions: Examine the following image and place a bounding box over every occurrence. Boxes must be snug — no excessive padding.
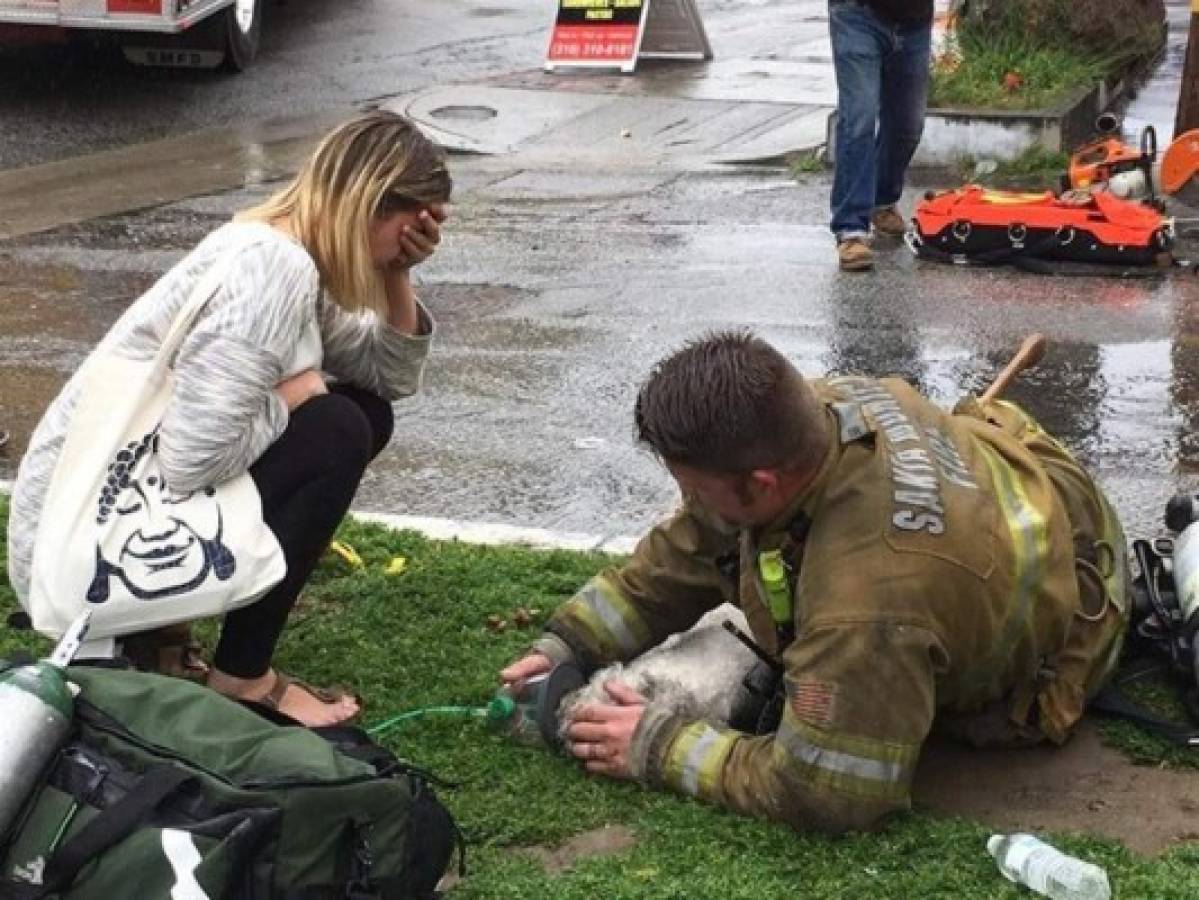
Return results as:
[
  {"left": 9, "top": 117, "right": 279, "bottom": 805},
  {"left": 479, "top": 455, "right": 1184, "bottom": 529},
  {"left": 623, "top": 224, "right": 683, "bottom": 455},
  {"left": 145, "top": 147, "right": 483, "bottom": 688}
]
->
[{"left": 25, "top": 252, "right": 297, "bottom": 639}]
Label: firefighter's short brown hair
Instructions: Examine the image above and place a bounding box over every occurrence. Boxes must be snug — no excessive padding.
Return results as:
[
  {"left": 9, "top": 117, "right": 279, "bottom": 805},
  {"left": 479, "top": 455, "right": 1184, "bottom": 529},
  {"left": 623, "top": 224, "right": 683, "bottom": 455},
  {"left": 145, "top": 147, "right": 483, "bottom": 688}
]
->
[{"left": 635, "top": 330, "right": 827, "bottom": 474}]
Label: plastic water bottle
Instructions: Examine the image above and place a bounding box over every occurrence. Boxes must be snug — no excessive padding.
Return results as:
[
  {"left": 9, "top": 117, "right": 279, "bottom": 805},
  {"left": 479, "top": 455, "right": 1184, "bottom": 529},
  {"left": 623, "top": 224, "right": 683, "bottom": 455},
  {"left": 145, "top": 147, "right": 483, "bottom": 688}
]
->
[{"left": 987, "top": 834, "right": 1111, "bottom": 900}]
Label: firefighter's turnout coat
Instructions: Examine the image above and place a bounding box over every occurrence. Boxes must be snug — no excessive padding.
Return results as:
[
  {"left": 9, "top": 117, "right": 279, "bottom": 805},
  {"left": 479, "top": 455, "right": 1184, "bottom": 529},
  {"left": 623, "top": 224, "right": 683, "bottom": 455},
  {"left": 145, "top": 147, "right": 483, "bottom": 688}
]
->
[{"left": 536, "top": 377, "right": 1129, "bottom": 833}]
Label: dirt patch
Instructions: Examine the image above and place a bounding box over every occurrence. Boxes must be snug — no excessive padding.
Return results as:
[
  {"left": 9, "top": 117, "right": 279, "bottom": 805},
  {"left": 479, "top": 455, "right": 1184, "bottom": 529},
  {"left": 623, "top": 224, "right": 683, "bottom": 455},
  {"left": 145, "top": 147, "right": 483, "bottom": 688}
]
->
[
  {"left": 517, "top": 824, "right": 638, "bottom": 875},
  {"left": 914, "top": 718, "right": 1199, "bottom": 856}
]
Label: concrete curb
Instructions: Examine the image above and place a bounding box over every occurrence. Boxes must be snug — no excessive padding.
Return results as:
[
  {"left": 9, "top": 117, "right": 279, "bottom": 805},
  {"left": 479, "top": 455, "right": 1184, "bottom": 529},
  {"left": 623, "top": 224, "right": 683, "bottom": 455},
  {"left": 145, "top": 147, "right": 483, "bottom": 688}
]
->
[
  {"left": 0, "top": 480, "right": 639, "bottom": 555},
  {"left": 351, "top": 510, "right": 639, "bottom": 555}
]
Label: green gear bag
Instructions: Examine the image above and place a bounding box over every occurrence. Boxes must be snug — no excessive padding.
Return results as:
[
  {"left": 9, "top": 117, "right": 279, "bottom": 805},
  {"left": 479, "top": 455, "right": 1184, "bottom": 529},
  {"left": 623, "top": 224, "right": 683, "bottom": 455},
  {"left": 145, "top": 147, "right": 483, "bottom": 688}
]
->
[{"left": 0, "top": 665, "right": 459, "bottom": 899}]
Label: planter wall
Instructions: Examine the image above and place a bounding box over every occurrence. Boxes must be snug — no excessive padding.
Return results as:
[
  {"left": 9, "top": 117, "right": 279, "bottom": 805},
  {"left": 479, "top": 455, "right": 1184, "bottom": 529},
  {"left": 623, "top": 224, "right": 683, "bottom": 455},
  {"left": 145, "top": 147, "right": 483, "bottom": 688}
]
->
[
  {"left": 913, "top": 84, "right": 1101, "bottom": 165},
  {"left": 824, "top": 83, "right": 1100, "bottom": 167}
]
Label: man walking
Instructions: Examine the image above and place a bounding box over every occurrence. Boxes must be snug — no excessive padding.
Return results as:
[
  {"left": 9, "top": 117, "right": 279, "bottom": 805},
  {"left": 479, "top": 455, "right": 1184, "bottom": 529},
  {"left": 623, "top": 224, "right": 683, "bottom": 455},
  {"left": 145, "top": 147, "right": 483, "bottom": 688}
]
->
[{"left": 829, "top": 0, "right": 934, "bottom": 271}]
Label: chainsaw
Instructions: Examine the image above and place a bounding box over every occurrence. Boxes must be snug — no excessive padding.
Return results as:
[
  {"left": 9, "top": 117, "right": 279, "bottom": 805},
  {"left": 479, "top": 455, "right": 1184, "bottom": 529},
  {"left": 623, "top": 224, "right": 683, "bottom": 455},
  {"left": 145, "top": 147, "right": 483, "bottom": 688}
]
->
[{"left": 1067, "top": 119, "right": 1199, "bottom": 208}]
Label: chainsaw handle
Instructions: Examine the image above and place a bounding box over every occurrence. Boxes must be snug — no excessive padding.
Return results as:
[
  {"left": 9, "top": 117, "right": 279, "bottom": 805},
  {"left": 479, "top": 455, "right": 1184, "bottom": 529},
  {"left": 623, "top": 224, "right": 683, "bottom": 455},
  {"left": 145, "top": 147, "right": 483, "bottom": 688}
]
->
[
  {"left": 1143, "top": 125, "right": 1158, "bottom": 164},
  {"left": 979, "top": 333, "right": 1047, "bottom": 405}
]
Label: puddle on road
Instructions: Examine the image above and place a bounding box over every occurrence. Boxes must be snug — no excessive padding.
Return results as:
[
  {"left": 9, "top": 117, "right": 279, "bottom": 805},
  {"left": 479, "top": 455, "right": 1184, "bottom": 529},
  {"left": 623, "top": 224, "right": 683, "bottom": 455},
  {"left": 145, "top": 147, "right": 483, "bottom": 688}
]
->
[
  {"left": 0, "top": 248, "right": 158, "bottom": 472},
  {"left": 6, "top": 165, "right": 1199, "bottom": 549},
  {"left": 0, "top": 364, "right": 67, "bottom": 479},
  {"left": 0, "top": 253, "right": 151, "bottom": 343},
  {"left": 13, "top": 206, "right": 224, "bottom": 254}
]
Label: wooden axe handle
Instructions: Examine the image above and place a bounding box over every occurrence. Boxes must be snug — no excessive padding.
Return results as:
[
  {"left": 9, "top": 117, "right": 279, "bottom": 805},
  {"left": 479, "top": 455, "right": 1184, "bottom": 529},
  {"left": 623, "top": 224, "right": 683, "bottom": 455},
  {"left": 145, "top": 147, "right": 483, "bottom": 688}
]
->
[{"left": 979, "top": 333, "right": 1047, "bottom": 405}]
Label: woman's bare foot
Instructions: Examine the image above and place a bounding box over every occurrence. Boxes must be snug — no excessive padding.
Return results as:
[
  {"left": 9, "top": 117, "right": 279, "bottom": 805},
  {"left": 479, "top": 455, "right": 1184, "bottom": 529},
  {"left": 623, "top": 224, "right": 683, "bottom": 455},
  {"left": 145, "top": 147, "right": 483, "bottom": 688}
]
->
[{"left": 207, "top": 667, "right": 360, "bottom": 727}]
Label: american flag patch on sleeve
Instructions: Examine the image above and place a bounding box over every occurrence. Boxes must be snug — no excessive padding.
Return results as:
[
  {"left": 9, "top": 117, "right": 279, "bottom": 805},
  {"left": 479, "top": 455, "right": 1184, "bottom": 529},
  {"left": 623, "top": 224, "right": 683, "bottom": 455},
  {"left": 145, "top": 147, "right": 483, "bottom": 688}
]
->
[{"left": 791, "top": 679, "right": 838, "bottom": 726}]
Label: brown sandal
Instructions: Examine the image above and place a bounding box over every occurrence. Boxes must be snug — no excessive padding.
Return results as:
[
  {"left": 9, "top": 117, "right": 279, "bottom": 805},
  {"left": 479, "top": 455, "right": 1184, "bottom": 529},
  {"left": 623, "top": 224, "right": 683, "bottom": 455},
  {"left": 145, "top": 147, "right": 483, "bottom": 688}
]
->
[
  {"left": 258, "top": 671, "right": 362, "bottom": 724},
  {"left": 121, "top": 622, "right": 210, "bottom": 684}
]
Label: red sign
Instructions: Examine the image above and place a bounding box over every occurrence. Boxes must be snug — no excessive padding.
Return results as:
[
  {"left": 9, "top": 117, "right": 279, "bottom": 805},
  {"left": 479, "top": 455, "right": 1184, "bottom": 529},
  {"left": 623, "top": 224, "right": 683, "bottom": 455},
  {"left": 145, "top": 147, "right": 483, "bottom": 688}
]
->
[
  {"left": 546, "top": 0, "right": 646, "bottom": 69},
  {"left": 107, "top": 0, "right": 163, "bottom": 13}
]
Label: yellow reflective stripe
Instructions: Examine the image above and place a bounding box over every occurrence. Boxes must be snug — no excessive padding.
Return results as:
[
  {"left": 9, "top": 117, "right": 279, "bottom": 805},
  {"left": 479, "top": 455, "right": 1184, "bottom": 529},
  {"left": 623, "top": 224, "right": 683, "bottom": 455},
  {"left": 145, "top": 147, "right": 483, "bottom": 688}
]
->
[
  {"left": 776, "top": 717, "right": 917, "bottom": 802},
  {"left": 663, "top": 723, "right": 737, "bottom": 800},
  {"left": 567, "top": 576, "right": 652, "bottom": 657},
  {"left": 970, "top": 444, "right": 1049, "bottom": 688},
  {"left": 566, "top": 602, "right": 625, "bottom": 660},
  {"left": 993, "top": 399, "right": 1036, "bottom": 424}
]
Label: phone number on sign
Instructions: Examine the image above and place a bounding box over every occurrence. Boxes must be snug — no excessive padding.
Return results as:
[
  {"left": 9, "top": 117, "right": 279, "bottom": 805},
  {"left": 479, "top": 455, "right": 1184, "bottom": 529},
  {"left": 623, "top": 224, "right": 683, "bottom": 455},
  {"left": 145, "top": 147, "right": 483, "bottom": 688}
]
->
[{"left": 551, "top": 42, "right": 634, "bottom": 58}]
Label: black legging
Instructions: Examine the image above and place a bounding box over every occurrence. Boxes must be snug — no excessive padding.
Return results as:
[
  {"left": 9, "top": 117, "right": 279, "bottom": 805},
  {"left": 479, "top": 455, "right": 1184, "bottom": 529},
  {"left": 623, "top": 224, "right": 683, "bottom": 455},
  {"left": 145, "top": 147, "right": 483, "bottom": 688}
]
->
[{"left": 212, "top": 383, "right": 394, "bottom": 678}]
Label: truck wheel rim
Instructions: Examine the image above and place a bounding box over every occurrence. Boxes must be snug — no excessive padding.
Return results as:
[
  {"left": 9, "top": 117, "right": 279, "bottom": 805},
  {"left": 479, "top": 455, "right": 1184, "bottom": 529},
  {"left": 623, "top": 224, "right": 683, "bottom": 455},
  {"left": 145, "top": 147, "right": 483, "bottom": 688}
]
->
[{"left": 235, "top": 0, "right": 255, "bottom": 34}]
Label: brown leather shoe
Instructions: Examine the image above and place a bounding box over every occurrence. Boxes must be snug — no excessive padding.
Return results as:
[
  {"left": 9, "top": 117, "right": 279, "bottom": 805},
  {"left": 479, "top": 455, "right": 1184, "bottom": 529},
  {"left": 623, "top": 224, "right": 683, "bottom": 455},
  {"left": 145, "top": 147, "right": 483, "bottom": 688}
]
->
[
  {"left": 121, "top": 622, "right": 210, "bottom": 683},
  {"left": 837, "top": 237, "right": 874, "bottom": 271},
  {"left": 871, "top": 205, "right": 907, "bottom": 237}
]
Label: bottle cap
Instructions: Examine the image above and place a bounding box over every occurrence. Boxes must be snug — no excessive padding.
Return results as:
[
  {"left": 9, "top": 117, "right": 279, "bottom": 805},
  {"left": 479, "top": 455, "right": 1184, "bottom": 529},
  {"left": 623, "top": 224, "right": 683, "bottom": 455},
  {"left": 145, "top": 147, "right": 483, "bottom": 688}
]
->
[{"left": 486, "top": 694, "right": 516, "bottom": 722}]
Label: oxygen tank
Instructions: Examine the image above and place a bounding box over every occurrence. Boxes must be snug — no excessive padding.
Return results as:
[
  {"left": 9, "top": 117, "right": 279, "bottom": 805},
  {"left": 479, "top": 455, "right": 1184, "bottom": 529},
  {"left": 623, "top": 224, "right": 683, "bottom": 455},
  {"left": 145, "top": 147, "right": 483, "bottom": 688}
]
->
[
  {"left": 0, "top": 612, "right": 91, "bottom": 835},
  {"left": 1166, "top": 493, "right": 1199, "bottom": 627},
  {"left": 1164, "top": 494, "right": 1199, "bottom": 693}
]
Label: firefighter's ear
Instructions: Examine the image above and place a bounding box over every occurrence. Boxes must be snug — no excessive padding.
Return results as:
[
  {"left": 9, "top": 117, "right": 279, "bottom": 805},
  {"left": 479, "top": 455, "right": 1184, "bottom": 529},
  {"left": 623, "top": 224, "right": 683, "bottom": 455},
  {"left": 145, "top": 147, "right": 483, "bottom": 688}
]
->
[{"left": 748, "top": 469, "right": 779, "bottom": 495}]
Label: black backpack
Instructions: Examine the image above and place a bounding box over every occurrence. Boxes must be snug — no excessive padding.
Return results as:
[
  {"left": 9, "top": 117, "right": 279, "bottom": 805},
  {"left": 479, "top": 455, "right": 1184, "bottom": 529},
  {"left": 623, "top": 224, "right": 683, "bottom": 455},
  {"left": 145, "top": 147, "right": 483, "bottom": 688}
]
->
[{"left": 1091, "top": 494, "right": 1199, "bottom": 746}]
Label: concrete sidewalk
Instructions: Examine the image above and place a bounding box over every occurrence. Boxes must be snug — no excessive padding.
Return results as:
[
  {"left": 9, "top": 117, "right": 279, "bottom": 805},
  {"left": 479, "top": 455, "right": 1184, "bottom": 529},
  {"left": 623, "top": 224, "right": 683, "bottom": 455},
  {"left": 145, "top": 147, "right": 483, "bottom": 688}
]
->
[
  {"left": 390, "top": 0, "right": 1190, "bottom": 169},
  {"left": 389, "top": 0, "right": 839, "bottom": 167}
]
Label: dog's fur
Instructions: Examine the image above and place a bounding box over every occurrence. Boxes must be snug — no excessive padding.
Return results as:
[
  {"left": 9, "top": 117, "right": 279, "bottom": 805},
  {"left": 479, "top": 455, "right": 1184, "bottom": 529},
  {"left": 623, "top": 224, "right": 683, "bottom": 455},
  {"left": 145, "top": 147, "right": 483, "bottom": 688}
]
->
[{"left": 558, "top": 604, "right": 759, "bottom": 739}]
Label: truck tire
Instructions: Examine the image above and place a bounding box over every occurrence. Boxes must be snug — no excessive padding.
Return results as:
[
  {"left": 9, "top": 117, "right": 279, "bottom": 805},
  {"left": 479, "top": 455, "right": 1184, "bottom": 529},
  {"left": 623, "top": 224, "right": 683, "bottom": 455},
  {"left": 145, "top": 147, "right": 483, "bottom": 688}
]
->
[{"left": 219, "top": 0, "right": 262, "bottom": 72}]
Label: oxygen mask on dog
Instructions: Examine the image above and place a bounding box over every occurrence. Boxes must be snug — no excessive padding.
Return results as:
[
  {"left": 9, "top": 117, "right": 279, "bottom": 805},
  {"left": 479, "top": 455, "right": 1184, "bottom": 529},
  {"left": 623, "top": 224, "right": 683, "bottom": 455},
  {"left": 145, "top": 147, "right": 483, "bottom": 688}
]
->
[{"left": 492, "top": 662, "right": 585, "bottom": 748}]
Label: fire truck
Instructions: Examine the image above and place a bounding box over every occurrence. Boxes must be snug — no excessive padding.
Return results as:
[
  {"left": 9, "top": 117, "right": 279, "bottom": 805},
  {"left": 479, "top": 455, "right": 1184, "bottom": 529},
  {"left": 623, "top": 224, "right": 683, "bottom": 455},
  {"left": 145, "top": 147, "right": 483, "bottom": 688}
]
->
[{"left": 0, "top": 0, "right": 263, "bottom": 71}]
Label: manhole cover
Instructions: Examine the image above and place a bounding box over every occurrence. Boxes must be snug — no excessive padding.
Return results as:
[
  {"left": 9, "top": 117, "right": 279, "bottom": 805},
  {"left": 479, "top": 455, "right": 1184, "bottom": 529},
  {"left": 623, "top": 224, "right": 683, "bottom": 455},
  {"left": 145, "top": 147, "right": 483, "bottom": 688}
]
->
[{"left": 429, "top": 105, "right": 498, "bottom": 122}]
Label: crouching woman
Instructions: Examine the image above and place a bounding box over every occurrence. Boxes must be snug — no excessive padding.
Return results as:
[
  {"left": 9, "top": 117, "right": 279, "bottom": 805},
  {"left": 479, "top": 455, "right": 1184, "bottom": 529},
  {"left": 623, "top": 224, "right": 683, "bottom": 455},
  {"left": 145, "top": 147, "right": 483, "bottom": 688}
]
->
[{"left": 7, "top": 110, "right": 451, "bottom": 727}]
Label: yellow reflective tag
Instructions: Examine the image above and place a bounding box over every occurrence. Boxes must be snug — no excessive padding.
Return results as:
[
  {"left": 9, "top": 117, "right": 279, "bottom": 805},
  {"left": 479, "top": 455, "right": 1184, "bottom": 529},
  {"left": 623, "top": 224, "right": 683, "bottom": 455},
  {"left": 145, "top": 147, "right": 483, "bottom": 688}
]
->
[{"left": 758, "top": 549, "right": 792, "bottom": 625}]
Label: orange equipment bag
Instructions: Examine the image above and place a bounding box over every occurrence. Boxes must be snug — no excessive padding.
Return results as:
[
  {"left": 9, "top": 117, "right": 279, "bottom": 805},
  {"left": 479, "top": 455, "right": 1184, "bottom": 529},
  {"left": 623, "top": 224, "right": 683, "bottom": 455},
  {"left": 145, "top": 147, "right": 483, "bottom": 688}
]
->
[{"left": 908, "top": 186, "right": 1173, "bottom": 267}]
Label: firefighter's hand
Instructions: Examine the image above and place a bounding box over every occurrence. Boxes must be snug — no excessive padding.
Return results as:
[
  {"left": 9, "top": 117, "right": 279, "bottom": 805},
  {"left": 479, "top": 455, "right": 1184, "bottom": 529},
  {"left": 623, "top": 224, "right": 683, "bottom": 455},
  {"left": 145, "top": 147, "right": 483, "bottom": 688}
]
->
[
  {"left": 566, "top": 680, "right": 646, "bottom": 780},
  {"left": 499, "top": 652, "right": 551, "bottom": 692},
  {"left": 392, "top": 205, "right": 446, "bottom": 271},
  {"left": 275, "top": 369, "right": 327, "bottom": 411}
]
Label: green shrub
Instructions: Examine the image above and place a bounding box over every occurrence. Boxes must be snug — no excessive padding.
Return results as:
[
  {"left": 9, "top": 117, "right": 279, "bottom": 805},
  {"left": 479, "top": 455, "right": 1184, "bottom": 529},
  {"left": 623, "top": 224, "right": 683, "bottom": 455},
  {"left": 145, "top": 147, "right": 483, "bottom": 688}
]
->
[{"left": 931, "top": 0, "right": 1161, "bottom": 110}]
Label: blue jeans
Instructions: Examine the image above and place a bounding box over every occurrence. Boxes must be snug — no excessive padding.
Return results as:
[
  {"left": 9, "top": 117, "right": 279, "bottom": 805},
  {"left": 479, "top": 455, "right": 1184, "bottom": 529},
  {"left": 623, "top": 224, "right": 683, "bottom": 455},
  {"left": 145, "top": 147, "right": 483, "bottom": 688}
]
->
[{"left": 829, "top": 0, "right": 931, "bottom": 240}]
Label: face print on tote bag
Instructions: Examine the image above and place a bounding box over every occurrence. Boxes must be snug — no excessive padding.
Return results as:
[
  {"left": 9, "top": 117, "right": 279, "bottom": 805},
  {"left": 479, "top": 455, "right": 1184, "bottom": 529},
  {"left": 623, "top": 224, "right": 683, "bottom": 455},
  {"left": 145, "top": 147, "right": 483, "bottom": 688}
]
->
[{"left": 86, "top": 428, "right": 237, "bottom": 605}]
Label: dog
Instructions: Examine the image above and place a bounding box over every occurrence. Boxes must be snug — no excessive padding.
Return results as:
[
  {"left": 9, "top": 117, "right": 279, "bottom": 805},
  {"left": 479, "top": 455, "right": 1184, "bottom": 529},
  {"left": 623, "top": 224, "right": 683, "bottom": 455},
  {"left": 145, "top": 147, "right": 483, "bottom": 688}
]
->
[{"left": 557, "top": 604, "right": 760, "bottom": 740}]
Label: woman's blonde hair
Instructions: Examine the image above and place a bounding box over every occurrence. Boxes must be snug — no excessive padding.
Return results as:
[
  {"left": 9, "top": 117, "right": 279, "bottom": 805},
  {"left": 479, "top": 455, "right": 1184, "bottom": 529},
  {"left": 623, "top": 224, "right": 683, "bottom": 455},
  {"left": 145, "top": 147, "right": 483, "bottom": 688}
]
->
[{"left": 237, "top": 110, "right": 452, "bottom": 314}]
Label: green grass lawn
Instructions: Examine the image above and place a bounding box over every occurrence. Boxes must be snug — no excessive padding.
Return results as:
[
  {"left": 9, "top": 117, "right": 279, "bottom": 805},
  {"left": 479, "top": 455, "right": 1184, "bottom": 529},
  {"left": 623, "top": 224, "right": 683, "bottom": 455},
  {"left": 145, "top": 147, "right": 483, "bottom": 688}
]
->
[
  {"left": 3, "top": 495, "right": 1199, "bottom": 897},
  {"left": 929, "top": 4, "right": 1155, "bottom": 113},
  {"left": 930, "top": 41, "right": 1110, "bottom": 112}
]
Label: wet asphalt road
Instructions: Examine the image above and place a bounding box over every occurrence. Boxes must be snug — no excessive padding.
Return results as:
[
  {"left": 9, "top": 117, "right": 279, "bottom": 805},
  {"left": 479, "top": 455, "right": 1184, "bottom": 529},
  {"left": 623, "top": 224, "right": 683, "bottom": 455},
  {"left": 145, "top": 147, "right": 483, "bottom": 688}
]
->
[
  {"left": 3, "top": 0, "right": 1199, "bottom": 547},
  {"left": 0, "top": 0, "right": 547, "bottom": 170},
  {"left": 3, "top": 158, "right": 1199, "bottom": 545}
]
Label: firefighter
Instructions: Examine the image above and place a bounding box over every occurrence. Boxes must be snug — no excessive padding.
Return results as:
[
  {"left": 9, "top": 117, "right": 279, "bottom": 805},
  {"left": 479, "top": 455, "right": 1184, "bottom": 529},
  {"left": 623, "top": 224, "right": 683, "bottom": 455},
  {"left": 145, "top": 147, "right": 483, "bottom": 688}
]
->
[{"left": 500, "top": 330, "right": 1129, "bottom": 833}]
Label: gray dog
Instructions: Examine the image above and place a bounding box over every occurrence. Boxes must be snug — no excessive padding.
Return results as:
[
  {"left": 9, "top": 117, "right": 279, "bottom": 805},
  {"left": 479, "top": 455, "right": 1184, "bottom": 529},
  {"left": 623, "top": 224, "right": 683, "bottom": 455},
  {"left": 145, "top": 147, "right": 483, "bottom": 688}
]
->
[{"left": 558, "top": 605, "right": 760, "bottom": 740}]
